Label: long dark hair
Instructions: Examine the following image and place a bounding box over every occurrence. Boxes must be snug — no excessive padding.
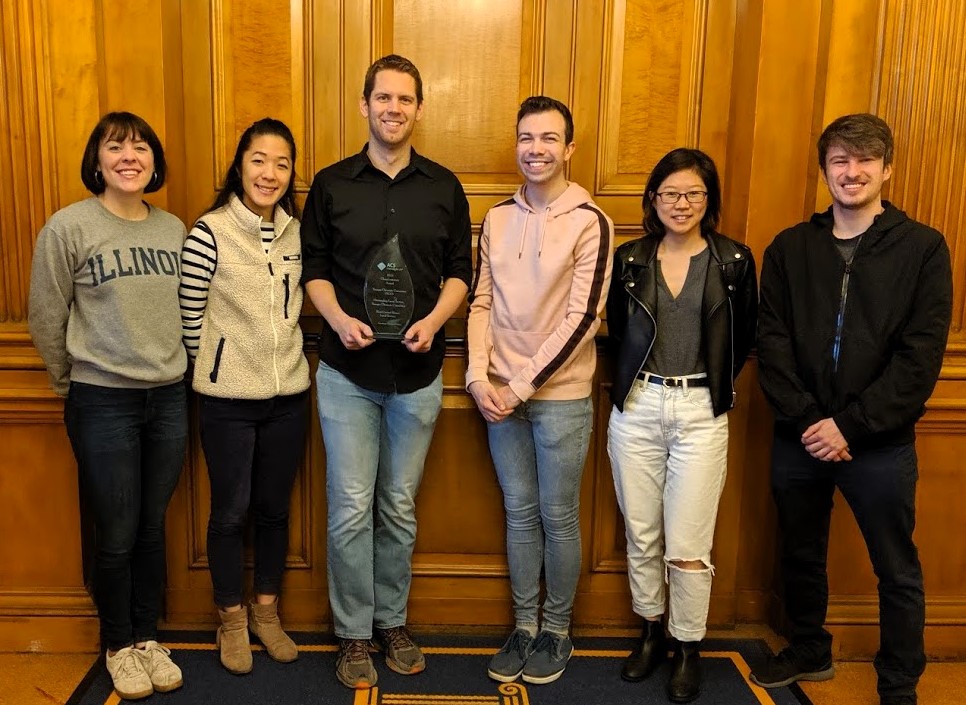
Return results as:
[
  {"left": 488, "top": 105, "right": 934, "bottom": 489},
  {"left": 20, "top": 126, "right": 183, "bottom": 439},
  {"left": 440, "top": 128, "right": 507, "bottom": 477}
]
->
[
  {"left": 642, "top": 148, "right": 721, "bottom": 237},
  {"left": 208, "top": 118, "right": 299, "bottom": 219}
]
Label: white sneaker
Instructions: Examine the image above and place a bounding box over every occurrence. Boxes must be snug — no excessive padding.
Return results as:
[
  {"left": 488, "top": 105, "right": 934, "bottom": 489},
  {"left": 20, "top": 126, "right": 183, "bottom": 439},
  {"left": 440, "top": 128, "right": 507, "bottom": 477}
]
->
[
  {"left": 105, "top": 646, "right": 153, "bottom": 700},
  {"left": 135, "top": 641, "right": 184, "bottom": 692}
]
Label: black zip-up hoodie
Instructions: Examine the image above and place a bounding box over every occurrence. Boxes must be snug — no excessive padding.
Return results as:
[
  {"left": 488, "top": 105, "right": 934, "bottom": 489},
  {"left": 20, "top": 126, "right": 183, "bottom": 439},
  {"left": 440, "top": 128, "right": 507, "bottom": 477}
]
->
[
  {"left": 758, "top": 202, "right": 952, "bottom": 450},
  {"left": 608, "top": 230, "right": 758, "bottom": 417}
]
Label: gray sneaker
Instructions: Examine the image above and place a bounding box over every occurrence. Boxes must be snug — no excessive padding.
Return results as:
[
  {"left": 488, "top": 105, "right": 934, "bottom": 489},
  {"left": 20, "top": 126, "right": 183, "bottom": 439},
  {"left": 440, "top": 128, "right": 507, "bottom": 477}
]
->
[
  {"left": 488, "top": 629, "right": 535, "bottom": 682},
  {"left": 336, "top": 639, "right": 378, "bottom": 689},
  {"left": 522, "top": 631, "right": 573, "bottom": 684},
  {"left": 375, "top": 626, "right": 426, "bottom": 674}
]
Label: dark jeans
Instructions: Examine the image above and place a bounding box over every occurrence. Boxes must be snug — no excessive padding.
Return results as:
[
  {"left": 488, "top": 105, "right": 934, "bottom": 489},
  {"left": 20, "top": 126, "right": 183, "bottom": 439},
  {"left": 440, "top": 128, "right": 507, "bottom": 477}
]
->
[
  {"left": 771, "top": 435, "right": 925, "bottom": 699},
  {"left": 65, "top": 381, "right": 188, "bottom": 651},
  {"left": 200, "top": 392, "right": 308, "bottom": 608}
]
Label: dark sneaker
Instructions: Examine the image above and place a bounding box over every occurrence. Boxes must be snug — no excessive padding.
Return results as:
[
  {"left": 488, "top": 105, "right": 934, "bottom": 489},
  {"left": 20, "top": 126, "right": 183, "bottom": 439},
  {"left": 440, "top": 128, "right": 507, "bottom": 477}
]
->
[
  {"left": 880, "top": 696, "right": 917, "bottom": 705},
  {"left": 521, "top": 631, "right": 574, "bottom": 684},
  {"left": 375, "top": 626, "right": 426, "bottom": 675},
  {"left": 750, "top": 647, "right": 834, "bottom": 688},
  {"left": 336, "top": 639, "right": 378, "bottom": 689},
  {"left": 487, "top": 629, "right": 536, "bottom": 683}
]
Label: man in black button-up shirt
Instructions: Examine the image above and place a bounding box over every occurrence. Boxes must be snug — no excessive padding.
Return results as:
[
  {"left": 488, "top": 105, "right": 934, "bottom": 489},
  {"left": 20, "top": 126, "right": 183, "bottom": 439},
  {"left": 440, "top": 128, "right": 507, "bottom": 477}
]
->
[{"left": 301, "top": 54, "right": 472, "bottom": 689}]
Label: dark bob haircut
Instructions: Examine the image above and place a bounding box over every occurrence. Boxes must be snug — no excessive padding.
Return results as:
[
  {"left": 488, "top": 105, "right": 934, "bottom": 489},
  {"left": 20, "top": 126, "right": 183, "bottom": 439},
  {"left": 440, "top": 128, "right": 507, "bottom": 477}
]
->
[
  {"left": 818, "top": 113, "right": 894, "bottom": 171},
  {"left": 642, "top": 148, "right": 722, "bottom": 237},
  {"left": 363, "top": 54, "right": 423, "bottom": 105},
  {"left": 516, "top": 96, "right": 575, "bottom": 145},
  {"left": 80, "top": 111, "right": 166, "bottom": 195},
  {"left": 207, "top": 118, "right": 300, "bottom": 220}
]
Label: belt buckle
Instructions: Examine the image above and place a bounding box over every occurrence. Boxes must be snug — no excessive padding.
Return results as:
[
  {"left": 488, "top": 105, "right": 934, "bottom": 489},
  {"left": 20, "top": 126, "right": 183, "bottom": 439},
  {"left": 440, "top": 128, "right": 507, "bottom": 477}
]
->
[{"left": 662, "top": 376, "right": 675, "bottom": 388}]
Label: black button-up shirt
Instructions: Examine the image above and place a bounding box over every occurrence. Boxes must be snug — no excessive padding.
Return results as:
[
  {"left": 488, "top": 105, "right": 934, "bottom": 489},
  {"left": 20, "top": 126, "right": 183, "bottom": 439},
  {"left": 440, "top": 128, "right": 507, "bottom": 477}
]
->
[{"left": 301, "top": 146, "right": 473, "bottom": 393}]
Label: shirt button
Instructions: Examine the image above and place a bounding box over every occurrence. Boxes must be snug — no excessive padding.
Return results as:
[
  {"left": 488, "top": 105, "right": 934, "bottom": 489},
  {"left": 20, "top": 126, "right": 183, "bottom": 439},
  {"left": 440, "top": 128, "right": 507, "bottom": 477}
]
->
[
  {"left": 628, "top": 282, "right": 635, "bottom": 287},
  {"left": 734, "top": 253, "right": 741, "bottom": 259},
  {"left": 628, "top": 256, "right": 634, "bottom": 262},
  {"left": 728, "top": 285, "right": 735, "bottom": 291},
  {"left": 390, "top": 208, "right": 396, "bottom": 215}
]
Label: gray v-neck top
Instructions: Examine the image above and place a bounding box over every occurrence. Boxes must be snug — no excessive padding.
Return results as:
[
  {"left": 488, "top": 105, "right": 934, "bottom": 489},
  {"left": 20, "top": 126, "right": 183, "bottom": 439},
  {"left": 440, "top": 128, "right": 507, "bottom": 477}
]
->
[{"left": 642, "top": 248, "right": 710, "bottom": 377}]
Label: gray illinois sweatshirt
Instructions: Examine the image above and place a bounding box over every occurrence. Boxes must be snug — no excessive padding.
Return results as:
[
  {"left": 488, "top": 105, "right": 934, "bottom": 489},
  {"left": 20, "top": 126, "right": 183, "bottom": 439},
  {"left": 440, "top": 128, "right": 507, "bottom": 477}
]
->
[{"left": 28, "top": 197, "right": 187, "bottom": 396}]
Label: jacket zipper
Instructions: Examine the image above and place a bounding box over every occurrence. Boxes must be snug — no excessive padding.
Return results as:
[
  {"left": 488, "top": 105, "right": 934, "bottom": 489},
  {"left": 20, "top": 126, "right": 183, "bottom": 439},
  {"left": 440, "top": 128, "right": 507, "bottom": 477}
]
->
[
  {"left": 625, "top": 283, "right": 657, "bottom": 405},
  {"left": 708, "top": 293, "right": 736, "bottom": 408},
  {"left": 832, "top": 262, "right": 852, "bottom": 373},
  {"left": 283, "top": 273, "right": 290, "bottom": 319},
  {"left": 210, "top": 337, "right": 225, "bottom": 383},
  {"left": 267, "top": 262, "right": 280, "bottom": 394}
]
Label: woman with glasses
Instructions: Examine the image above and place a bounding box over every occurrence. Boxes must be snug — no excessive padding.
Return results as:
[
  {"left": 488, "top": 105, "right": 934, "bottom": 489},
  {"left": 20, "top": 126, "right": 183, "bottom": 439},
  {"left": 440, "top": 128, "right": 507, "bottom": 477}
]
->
[{"left": 606, "top": 148, "right": 757, "bottom": 703}]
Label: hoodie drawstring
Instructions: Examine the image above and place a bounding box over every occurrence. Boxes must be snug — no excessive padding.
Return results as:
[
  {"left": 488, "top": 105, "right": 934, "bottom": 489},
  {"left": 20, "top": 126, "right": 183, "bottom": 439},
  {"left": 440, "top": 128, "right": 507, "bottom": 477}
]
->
[
  {"left": 518, "top": 210, "right": 530, "bottom": 258},
  {"left": 537, "top": 207, "right": 550, "bottom": 256}
]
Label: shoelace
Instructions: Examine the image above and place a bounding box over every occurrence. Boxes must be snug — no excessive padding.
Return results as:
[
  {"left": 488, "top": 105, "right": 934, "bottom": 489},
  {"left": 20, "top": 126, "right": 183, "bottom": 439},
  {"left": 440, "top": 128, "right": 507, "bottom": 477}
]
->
[
  {"left": 380, "top": 627, "right": 415, "bottom": 650},
  {"left": 504, "top": 630, "right": 533, "bottom": 657},
  {"left": 143, "top": 643, "right": 177, "bottom": 673},
  {"left": 342, "top": 639, "right": 371, "bottom": 663},
  {"left": 118, "top": 650, "right": 144, "bottom": 677},
  {"left": 531, "top": 631, "right": 561, "bottom": 658},
  {"left": 146, "top": 642, "right": 173, "bottom": 657}
]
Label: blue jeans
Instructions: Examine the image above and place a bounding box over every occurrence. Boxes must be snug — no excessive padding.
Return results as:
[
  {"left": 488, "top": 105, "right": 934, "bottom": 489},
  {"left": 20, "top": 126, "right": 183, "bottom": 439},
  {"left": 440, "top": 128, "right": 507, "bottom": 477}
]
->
[
  {"left": 771, "top": 435, "right": 925, "bottom": 699},
  {"left": 486, "top": 396, "right": 592, "bottom": 633},
  {"left": 316, "top": 362, "right": 442, "bottom": 639},
  {"left": 64, "top": 381, "right": 187, "bottom": 651},
  {"left": 200, "top": 392, "right": 309, "bottom": 608}
]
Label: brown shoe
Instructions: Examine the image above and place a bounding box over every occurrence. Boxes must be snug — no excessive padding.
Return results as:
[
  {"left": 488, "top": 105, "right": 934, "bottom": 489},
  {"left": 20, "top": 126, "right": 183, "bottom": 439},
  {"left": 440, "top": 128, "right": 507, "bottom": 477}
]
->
[
  {"left": 375, "top": 626, "right": 426, "bottom": 675},
  {"left": 216, "top": 607, "right": 253, "bottom": 674},
  {"left": 336, "top": 639, "right": 378, "bottom": 689},
  {"left": 249, "top": 600, "right": 298, "bottom": 663}
]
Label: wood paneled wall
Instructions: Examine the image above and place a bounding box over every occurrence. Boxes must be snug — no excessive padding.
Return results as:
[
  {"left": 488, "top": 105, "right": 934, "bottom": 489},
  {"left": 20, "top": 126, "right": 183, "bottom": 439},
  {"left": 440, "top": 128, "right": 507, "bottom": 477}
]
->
[{"left": 1, "top": 0, "right": 963, "bottom": 657}]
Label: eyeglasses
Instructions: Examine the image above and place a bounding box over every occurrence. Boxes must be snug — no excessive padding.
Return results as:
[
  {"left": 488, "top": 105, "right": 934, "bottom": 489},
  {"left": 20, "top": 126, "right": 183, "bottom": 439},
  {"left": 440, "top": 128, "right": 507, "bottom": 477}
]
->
[{"left": 654, "top": 190, "right": 708, "bottom": 204}]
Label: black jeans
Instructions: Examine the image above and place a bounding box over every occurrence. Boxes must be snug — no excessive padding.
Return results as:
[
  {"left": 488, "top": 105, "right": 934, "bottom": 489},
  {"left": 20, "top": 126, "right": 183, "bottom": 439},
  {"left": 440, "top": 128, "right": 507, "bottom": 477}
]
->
[
  {"left": 200, "top": 392, "right": 308, "bottom": 608},
  {"left": 771, "top": 435, "right": 925, "bottom": 699},
  {"left": 65, "top": 381, "right": 188, "bottom": 651}
]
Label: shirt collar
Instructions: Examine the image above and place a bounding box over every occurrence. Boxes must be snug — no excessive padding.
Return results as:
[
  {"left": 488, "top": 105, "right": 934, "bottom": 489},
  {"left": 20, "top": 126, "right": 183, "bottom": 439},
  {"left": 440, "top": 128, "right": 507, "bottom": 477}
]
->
[{"left": 348, "top": 143, "right": 435, "bottom": 180}]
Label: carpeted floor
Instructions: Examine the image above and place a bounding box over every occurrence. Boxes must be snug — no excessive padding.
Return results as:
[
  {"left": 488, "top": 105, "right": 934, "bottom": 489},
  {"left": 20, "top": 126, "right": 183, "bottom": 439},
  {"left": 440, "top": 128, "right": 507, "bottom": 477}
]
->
[{"left": 64, "top": 632, "right": 812, "bottom": 705}]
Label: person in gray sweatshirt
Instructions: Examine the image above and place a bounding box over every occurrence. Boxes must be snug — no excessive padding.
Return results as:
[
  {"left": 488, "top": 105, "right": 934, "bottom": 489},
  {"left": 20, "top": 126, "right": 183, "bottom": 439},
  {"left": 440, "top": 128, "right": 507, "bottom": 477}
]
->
[{"left": 28, "top": 112, "right": 188, "bottom": 701}]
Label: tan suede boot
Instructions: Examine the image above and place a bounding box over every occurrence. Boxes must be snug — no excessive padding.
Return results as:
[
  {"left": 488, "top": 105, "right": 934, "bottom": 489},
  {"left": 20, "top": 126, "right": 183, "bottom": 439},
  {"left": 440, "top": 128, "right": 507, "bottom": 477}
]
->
[
  {"left": 249, "top": 599, "right": 298, "bottom": 663},
  {"left": 216, "top": 607, "right": 253, "bottom": 674}
]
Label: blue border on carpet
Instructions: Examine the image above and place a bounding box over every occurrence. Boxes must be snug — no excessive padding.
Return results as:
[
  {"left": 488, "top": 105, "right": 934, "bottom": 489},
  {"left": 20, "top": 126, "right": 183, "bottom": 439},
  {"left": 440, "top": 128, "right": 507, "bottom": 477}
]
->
[{"left": 67, "top": 632, "right": 815, "bottom": 705}]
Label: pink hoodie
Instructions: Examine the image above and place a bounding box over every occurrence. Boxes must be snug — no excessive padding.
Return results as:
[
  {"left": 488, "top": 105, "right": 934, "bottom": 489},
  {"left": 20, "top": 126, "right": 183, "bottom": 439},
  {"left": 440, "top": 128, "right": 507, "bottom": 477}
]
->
[{"left": 466, "top": 182, "right": 614, "bottom": 401}]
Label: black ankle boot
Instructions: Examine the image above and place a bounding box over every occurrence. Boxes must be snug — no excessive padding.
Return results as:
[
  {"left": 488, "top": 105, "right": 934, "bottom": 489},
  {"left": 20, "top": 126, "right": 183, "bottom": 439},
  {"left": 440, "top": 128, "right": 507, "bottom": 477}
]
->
[
  {"left": 621, "top": 620, "right": 667, "bottom": 682},
  {"left": 667, "top": 640, "right": 701, "bottom": 703}
]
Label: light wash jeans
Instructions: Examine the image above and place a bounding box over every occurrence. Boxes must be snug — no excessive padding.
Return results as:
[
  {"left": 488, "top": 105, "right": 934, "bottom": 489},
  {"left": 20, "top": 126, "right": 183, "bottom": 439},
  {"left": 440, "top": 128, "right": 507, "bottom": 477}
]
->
[
  {"left": 316, "top": 362, "right": 442, "bottom": 639},
  {"left": 607, "top": 378, "right": 728, "bottom": 641},
  {"left": 487, "top": 396, "right": 593, "bottom": 633}
]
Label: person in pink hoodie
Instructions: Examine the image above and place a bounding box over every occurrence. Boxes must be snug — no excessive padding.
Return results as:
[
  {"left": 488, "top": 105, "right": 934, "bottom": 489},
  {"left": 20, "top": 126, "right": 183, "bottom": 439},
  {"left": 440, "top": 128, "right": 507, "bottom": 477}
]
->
[{"left": 466, "top": 96, "right": 614, "bottom": 685}]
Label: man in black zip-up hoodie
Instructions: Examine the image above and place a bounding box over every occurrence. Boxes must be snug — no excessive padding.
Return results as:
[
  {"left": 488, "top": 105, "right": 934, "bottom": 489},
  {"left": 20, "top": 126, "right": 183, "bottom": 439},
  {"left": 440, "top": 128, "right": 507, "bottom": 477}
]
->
[{"left": 751, "top": 114, "right": 952, "bottom": 705}]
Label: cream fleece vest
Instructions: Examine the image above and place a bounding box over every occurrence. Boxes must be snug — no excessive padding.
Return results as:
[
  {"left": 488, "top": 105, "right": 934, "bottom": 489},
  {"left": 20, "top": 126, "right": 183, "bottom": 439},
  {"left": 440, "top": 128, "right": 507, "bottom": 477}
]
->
[{"left": 191, "top": 196, "right": 309, "bottom": 399}]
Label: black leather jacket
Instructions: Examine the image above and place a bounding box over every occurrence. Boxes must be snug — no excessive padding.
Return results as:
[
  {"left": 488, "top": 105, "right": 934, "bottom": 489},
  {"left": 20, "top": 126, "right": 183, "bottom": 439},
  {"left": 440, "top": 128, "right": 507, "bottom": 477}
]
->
[{"left": 607, "top": 231, "right": 758, "bottom": 416}]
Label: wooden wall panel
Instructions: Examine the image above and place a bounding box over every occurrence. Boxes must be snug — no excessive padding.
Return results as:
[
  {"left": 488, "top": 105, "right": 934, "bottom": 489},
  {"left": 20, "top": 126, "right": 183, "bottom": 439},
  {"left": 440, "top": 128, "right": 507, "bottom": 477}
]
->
[
  {"left": 391, "top": 0, "right": 533, "bottom": 181},
  {"left": 2, "top": 0, "right": 965, "bottom": 657},
  {"left": 876, "top": 0, "right": 966, "bottom": 353},
  {"left": 572, "top": 0, "right": 734, "bottom": 232}
]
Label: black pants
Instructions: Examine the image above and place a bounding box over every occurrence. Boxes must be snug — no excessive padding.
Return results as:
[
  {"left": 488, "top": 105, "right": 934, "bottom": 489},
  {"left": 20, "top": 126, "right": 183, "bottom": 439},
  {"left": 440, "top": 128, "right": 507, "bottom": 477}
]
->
[
  {"left": 771, "top": 435, "right": 925, "bottom": 699},
  {"left": 200, "top": 391, "right": 308, "bottom": 608},
  {"left": 65, "top": 381, "right": 188, "bottom": 651}
]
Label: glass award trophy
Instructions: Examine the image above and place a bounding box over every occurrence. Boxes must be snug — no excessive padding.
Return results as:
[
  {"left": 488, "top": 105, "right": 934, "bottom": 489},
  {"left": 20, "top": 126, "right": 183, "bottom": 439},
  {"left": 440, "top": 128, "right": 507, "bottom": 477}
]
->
[{"left": 363, "top": 233, "right": 415, "bottom": 340}]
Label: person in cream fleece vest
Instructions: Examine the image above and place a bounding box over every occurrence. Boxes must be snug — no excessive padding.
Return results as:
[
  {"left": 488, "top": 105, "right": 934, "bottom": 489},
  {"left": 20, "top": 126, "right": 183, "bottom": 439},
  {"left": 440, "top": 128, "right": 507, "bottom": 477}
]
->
[
  {"left": 178, "top": 119, "right": 309, "bottom": 676},
  {"left": 186, "top": 193, "right": 308, "bottom": 398}
]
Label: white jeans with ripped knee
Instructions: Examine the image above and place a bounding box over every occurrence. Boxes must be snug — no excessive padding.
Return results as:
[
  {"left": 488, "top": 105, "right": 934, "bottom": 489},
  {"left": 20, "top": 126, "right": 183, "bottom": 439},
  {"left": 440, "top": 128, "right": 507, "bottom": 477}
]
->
[{"left": 607, "top": 377, "right": 729, "bottom": 642}]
